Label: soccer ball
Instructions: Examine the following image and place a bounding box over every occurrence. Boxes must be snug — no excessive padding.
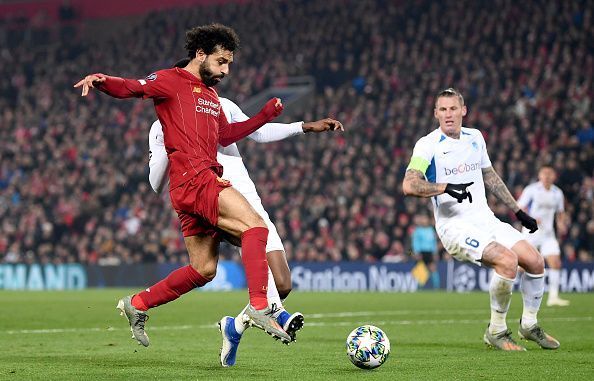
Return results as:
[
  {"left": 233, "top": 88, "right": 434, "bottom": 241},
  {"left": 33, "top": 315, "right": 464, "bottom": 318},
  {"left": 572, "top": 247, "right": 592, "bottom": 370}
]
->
[{"left": 345, "top": 325, "right": 390, "bottom": 369}]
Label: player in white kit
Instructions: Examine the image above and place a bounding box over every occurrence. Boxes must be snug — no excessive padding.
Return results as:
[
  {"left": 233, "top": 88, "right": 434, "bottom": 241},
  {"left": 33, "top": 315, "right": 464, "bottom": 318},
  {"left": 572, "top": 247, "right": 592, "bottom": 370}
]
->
[
  {"left": 518, "top": 166, "right": 569, "bottom": 307},
  {"left": 403, "top": 88, "right": 559, "bottom": 351},
  {"left": 149, "top": 92, "right": 343, "bottom": 366}
]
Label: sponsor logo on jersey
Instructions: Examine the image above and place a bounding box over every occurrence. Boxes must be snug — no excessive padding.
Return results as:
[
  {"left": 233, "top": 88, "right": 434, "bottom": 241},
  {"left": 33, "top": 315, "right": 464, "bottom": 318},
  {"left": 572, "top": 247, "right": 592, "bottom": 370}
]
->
[
  {"left": 444, "top": 161, "right": 481, "bottom": 175},
  {"left": 195, "top": 97, "right": 220, "bottom": 116},
  {"left": 193, "top": 86, "right": 201, "bottom": 93}
]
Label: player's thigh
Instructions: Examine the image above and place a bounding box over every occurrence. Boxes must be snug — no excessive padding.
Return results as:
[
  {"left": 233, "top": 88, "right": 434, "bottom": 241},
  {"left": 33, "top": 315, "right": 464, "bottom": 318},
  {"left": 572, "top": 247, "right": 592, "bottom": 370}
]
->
[
  {"left": 436, "top": 220, "right": 494, "bottom": 266},
  {"left": 492, "top": 219, "right": 543, "bottom": 273},
  {"left": 217, "top": 186, "right": 266, "bottom": 237},
  {"left": 248, "top": 196, "right": 286, "bottom": 253},
  {"left": 184, "top": 233, "right": 221, "bottom": 279}
]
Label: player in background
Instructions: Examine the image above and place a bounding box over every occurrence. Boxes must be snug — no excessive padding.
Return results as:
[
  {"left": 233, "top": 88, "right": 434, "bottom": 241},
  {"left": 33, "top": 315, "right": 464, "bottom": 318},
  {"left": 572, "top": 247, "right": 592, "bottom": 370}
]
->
[
  {"left": 518, "top": 166, "right": 570, "bottom": 306},
  {"left": 403, "top": 88, "right": 559, "bottom": 351},
  {"left": 75, "top": 24, "right": 292, "bottom": 346},
  {"left": 149, "top": 87, "right": 343, "bottom": 366}
]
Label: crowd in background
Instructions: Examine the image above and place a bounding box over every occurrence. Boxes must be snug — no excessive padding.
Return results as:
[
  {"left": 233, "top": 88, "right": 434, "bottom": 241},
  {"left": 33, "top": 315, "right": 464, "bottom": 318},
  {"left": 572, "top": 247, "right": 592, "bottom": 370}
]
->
[{"left": 1, "top": 0, "right": 592, "bottom": 266}]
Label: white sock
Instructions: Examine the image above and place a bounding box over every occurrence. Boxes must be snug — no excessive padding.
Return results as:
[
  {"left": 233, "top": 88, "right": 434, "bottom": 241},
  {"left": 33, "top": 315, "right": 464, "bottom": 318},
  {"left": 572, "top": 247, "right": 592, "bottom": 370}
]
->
[
  {"left": 520, "top": 272, "right": 544, "bottom": 329},
  {"left": 489, "top": 271, "right": 514, "bottom": 334},
  {"left": 266, "top": 267, "right": 284, "bottom": 313},
  {"left": 234, "top": 305, "right": 249, "bottom": 334},
  {"left": 547, "top": 269, "right": 560, "bottom": 300}
]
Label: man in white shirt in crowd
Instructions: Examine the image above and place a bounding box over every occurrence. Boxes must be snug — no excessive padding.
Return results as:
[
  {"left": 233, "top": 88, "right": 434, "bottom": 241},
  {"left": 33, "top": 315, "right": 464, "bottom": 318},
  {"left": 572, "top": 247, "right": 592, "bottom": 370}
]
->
[{"left": 518, "top": 166, "right": 570, "bottom": 307}]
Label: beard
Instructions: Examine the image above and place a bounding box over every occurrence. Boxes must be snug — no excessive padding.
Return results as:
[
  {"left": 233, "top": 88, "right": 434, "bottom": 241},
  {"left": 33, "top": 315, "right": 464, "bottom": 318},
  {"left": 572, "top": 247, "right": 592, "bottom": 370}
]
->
[{"left": 199, "top": 61, "right": 224, "bottom": 87}]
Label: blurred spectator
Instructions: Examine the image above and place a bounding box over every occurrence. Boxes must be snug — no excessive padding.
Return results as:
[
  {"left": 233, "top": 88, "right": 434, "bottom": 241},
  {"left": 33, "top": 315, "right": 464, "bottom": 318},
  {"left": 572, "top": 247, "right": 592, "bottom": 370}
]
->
[
  {"left": 411, "top": 214, "right": 439, "bottom": 288},
  {"left": 0, "top": 0, "right": 592, "bottom": 265}
]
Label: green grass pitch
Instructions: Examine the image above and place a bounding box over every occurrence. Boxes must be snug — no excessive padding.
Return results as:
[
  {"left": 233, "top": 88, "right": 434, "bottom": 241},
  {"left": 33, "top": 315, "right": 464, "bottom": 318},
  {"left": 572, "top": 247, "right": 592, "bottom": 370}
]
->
[{"left": 1, "top": 290, "right": 593, "bottom": 380}]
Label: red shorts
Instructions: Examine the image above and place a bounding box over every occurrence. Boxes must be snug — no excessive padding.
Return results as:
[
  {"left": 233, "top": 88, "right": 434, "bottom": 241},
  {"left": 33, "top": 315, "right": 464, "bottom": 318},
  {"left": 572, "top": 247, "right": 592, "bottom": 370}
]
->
[{"left": 169, "top": 169, "right": 232, "bottom": 237}]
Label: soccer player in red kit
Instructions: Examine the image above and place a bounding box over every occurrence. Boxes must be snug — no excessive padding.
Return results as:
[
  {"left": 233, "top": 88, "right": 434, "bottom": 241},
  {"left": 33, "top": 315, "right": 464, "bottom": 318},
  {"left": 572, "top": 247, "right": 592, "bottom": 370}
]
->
[{"left": 74, "top": 24, "right": 291, "bottom": 345}]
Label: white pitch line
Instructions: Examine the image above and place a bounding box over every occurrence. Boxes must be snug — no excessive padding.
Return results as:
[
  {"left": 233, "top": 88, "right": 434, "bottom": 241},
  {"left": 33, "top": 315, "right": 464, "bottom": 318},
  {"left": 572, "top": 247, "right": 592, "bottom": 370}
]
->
[
  {"left": 3, "top": 316, "right": 591, "bottom": 335},
  {"left": 307, "top": 309, "right": 488, "bottom": 318}
]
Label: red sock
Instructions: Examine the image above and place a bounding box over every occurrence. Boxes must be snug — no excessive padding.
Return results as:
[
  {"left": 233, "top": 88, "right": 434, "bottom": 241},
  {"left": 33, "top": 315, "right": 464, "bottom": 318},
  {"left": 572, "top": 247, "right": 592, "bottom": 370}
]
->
[
  {"left": 241, "top": 227, "right": 269, "bottom": 310},
  {"left": 131, "top": 265, "right": 209, "bottom": 310}
]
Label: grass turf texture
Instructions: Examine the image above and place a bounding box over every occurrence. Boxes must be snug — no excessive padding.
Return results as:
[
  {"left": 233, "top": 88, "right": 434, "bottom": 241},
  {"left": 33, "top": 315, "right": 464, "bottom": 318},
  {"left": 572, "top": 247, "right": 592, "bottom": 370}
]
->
[{"left": 0, "top": 290, "right": 592, "bottom": 380}]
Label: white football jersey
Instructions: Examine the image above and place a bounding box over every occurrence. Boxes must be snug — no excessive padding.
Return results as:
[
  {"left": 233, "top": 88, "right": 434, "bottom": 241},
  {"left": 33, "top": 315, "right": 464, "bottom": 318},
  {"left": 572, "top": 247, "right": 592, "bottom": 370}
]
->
[
  {"left": 407, "top": 127, "right": 494, "bottom": 225},
  {"left": 517, "top": 182, "right": 564, "bottom": 235},
  {"left": 148, "top": 97, "right": 303, "bottom": 194}
]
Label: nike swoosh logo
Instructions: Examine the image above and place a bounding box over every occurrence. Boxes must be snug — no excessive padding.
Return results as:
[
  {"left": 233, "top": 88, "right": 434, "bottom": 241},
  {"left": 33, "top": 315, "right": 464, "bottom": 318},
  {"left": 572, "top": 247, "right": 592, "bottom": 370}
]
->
[{"left": 443, "top": 151, "right": 452, "bottom": 154}]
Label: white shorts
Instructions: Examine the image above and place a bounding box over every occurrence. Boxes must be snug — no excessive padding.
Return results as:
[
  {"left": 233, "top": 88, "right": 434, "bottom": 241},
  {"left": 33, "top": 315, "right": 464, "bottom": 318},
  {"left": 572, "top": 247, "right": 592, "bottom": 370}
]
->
[
  {"left": 249, "top": 196, "right": 285, "bottom": 253},
  {"left": 523, "top": 231, "right": 560, "bottom": 257},
  {"left": 436, "top": 215, "right": 524, "bottom": 266},
  {"left": 223, "top": 169, "right": 285, "bottom": 253}
]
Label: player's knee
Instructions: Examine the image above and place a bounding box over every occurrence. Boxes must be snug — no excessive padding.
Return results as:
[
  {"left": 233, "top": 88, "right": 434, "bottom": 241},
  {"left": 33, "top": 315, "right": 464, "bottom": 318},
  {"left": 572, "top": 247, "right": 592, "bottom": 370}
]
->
[
  {"left": 248, "top": 213, "right": 267, "bottom": 229},
  {"left": 530, "top": 254, "right": 545, "bottom": 274},
  {"left": 189, "top": 261, "right": 217, "bottom": 280},
  {"left": 497, "top": 250, "right": 519, "bottom": 278}
]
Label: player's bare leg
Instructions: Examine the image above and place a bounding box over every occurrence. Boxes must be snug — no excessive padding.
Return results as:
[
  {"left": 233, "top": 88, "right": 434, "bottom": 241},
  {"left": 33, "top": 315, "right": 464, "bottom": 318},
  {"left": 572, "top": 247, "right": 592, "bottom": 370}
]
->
[
  {"left": 513, "top": 241, "right": 560, "bottom": 349},
  {"left": 117, "top": 234, "right": 219, "bottom": 347},
  {"left": 480, "top": 242, "right": 525, "bottom": 351},
  {"left": 217, "top": 187, "right": 291, "bottom": 342},
  {"left": 544, "top": 255, "right": 569, "bottom": 306}
]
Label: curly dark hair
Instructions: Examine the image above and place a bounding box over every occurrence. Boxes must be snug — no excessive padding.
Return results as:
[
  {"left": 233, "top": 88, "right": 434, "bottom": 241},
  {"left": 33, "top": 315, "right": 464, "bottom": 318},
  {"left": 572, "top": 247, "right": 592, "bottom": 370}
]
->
[{"left": 185, "top": 23, "right": 240, "bottom": 58}]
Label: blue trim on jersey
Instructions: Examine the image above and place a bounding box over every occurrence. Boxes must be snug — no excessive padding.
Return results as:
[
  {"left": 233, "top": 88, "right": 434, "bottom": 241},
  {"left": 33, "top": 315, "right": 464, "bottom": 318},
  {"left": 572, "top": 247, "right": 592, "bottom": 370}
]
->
[
  {"left": 426, "top": 157, "right": 438, "bottom": 206},
  {"left": 461, "top": 130, "right": 471, "bottom": 135},
  {"left": 526, "top": 199, "right": 533, "bottom": 214},
  {"left": 439, "top": 135, "right": 446, "bottom": 142},
  {"left": 426, "top": 157, "right": 436, "bottom": 183}
]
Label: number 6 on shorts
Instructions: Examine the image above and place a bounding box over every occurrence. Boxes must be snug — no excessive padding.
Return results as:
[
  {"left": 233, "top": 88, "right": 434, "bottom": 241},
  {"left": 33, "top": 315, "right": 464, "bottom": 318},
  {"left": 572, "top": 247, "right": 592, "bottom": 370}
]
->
[{"left": 465, "top": 237, "right": 479, "bottom": 248}]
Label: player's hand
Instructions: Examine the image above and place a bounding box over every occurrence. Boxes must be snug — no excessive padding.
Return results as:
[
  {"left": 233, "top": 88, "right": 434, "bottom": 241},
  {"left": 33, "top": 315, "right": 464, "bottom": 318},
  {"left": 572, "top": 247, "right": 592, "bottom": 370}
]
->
[
  {"left": 73, "top": 74, "right": 106, "bottom": 96},
  {"left": 444, "top": 182, "right": 474, "bottom": 203},
  {"left": 302, "top": 118, "right": 344, "bottom": 133},
  {"left": 515, "top": 210, "right": 538, "bottom": 233},
  {"left": 259, "top": 97, "right": 284, "bottom": 120}
]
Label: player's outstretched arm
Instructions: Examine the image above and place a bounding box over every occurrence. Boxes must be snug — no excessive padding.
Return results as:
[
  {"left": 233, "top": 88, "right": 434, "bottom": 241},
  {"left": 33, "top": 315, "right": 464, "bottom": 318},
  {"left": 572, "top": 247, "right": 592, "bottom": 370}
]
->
[
  {"left": 250, "top": 118, "right": 344, "bottom": 143},
  {"left": 482, "top": 166, "right": 538, "bottom": 232},
  {"left": 219, "top": 98, "right": 283, "bottom": 146},
  {"left": 74, "top": 73, "right": 162, "bottom": 99},
  {"left": 302, "top": 119, "right": 344, "bottom": 133},
  {"left": 402, "top": 169, "right": 447, "bottom": 197},
  {"left": 73, "top": 74, "right": 106, "bottom": 96}
]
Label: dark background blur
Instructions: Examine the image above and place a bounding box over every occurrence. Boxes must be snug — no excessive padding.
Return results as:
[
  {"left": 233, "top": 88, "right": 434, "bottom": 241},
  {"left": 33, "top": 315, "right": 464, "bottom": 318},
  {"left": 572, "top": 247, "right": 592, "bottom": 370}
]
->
[{"left": 0, "top": 0, "right": 592, "bottom": 267}]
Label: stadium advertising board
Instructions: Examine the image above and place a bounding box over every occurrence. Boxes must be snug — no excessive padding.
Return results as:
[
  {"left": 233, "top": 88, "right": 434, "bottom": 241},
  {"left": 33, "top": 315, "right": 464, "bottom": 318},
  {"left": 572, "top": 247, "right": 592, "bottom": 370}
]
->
[{"left": 0, "top": 261, "right": 593, "bottom": 292}]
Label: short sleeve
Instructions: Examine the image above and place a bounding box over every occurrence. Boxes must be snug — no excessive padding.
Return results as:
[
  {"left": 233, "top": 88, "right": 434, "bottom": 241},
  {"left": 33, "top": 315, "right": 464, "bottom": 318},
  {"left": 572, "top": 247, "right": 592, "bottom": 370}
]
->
[
  {"left": 477, "top": 132, "right": 492, "bottom": 168},
  {"left": 407, "top": 136, "right": 433, "bottom": 174}
]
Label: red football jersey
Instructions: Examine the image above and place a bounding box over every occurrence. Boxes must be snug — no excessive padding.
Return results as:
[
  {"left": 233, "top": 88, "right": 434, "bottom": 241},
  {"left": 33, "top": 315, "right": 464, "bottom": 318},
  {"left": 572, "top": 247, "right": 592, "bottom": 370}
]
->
[{"left": 96, "top": 68, "right": 280, "bottom": 190}]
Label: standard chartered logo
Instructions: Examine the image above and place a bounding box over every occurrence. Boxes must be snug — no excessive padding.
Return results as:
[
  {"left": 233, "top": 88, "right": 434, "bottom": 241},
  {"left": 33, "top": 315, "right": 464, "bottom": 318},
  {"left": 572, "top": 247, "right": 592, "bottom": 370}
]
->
[
  {"left": 444, "top": 162, "right": 481, "bottom": 175},
  {"left": 195, "top": 98, "right": 220, "bottom": 116}
]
